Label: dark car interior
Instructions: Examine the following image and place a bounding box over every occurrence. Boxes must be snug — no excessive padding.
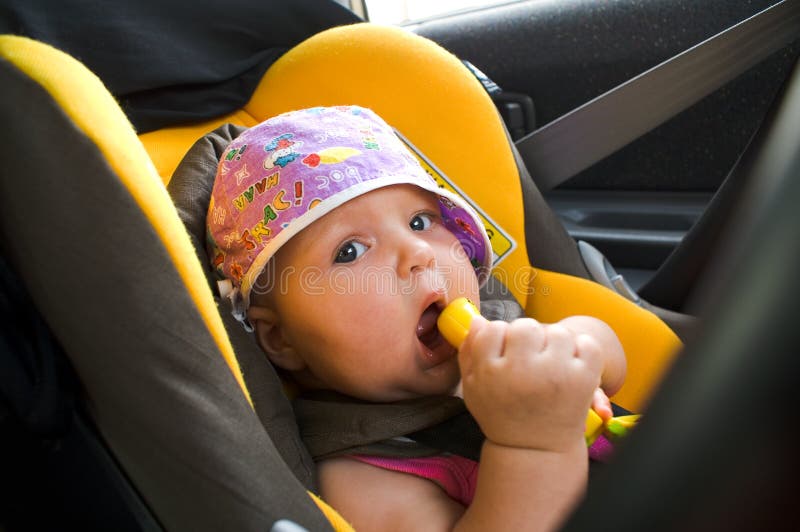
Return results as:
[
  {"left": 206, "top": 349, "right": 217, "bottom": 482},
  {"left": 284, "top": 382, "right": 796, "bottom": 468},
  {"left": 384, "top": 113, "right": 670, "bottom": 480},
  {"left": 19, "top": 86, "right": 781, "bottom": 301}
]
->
[{"left": 408, "top": 0, "right": 798, "bottom": 303}]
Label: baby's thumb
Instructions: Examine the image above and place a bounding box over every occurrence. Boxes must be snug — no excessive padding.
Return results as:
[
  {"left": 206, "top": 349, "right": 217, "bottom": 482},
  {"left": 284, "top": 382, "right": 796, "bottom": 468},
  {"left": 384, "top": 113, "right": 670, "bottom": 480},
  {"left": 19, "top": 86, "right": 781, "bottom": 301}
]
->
[{"left": 456, "top": 315, "right": 488, "bottom": 376}]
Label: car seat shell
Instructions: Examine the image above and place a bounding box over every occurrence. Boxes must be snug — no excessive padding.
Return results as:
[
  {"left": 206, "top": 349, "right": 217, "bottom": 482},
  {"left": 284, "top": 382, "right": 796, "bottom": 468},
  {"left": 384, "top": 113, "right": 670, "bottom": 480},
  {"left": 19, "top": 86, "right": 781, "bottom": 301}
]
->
[
  {"left": 144, "top": 23, "right": 683, "bottom": 411},
  {"left": 1, "top": 21, "right": 685, "bottom": 531}
]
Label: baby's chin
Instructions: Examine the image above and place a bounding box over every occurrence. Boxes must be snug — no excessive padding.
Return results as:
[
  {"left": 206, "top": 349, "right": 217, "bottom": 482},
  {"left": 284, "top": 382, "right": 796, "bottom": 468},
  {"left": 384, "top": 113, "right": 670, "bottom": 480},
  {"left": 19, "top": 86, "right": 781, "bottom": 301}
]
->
[
  {"left": 347, "top": 373, "right": 461, "bottom": 404},
  {"left": 392, "top": 362, "right": 462, "bottom": 401}
]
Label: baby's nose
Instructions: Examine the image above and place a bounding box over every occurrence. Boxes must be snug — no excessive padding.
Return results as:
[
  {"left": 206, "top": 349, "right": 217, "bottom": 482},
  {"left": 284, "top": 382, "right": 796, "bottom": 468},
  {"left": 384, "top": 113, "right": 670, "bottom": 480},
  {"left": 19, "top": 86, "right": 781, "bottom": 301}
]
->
[{"left": 397, "top": 235, "right": 436, "bottom": 279}]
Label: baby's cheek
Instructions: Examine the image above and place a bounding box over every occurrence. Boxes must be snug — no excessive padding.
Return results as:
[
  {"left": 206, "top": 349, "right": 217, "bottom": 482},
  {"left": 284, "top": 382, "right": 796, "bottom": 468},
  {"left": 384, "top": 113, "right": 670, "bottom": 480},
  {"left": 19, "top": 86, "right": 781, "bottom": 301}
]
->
[{"left": 432, "top": 235, "right": 482, "bottom": 332}]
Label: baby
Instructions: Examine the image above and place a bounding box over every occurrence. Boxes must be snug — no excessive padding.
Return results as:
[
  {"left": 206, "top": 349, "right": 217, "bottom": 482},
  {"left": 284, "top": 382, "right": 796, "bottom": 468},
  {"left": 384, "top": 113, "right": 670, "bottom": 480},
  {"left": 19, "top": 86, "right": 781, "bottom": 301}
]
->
[{"left": 207, "top": 106, "right": 626, "bottom": 531}]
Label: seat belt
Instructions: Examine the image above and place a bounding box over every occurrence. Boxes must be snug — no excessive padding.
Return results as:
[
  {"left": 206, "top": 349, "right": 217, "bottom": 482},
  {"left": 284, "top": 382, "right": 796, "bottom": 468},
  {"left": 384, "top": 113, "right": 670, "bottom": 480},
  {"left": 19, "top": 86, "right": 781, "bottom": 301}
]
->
[{"left": 516, "top": 0, "right": 800, "bottom": 192}]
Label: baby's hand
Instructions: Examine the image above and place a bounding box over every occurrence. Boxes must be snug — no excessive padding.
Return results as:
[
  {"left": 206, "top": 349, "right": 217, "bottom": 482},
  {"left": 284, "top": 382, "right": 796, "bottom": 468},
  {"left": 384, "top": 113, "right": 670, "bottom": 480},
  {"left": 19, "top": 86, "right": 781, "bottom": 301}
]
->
[{"left": 459, "top": 317, "right": 603, "bottom": 453}]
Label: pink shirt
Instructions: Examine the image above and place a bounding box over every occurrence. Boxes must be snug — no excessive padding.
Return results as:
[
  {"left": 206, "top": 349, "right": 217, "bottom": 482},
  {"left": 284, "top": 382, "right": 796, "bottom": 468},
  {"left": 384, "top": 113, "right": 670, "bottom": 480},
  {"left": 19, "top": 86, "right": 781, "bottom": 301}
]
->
[
  {"left": 351, "top": 435, "right": 613, "bottom": 507},
  {"left": 352, "top": 454, "right": 479, "bottom": 506}
]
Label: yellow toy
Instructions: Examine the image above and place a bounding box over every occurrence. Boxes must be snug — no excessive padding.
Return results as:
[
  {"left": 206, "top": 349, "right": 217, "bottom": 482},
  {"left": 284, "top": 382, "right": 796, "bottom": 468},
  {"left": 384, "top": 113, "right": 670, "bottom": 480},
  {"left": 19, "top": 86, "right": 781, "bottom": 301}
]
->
[{"left": 437, "top": 297, "right": 640, "bottom": 447}]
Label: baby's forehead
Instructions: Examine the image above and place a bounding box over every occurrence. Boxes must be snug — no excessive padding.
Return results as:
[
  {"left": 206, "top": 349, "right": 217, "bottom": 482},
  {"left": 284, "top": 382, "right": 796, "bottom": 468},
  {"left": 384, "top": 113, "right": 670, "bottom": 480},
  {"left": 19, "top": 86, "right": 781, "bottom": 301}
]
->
[
  {"left": 322, "top": 184, "right": 437, "bottom": 223},
  {"left": 276, "top": 185, "right": 439, "bottom": 253},
  {"left": 350, "top": 184, "right": 439, "bottom": 207}
]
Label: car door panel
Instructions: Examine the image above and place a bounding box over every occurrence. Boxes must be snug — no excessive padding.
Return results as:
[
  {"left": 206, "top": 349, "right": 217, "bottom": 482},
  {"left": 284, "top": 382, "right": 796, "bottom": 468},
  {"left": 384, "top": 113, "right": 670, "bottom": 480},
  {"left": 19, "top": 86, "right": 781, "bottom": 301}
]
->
[{"left": 546, "top": 189, "right": 711, "bottom": 289}]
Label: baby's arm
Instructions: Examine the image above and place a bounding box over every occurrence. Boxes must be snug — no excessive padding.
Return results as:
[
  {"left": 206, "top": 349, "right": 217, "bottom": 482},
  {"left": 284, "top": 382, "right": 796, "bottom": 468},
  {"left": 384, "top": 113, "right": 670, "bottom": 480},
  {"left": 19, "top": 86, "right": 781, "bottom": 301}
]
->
[
  {"left": 454, "top": 317, "right": 607, "bottom": 531},
  {"left": 318, "top": 316, "right": 624, "bottom": 531}
]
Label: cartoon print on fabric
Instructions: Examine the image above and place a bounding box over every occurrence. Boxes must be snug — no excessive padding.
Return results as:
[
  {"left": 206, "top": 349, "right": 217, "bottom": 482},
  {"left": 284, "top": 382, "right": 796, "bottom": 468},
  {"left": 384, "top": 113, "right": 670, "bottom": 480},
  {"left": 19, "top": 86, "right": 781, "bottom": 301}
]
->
[
  {"left": 234, "top": 163, "right": 251, "bottom": 186},
  {"left": 264, "top": 134, "right": 303, "bottom": 169},
  {"left": 360, "top": 126, "right": 380, "bottom": 150},
  {"left": 225, "top": 144, "right": 248, "bottom": 161},
  {"left": 455, "top": 218, "right": 477, "bottom": 237},
  {"left": 229, "top": 262, "right": 244, "bottom": 281},
  {"left": 302, "top": 147, "right": 362, "bottom": 168}
]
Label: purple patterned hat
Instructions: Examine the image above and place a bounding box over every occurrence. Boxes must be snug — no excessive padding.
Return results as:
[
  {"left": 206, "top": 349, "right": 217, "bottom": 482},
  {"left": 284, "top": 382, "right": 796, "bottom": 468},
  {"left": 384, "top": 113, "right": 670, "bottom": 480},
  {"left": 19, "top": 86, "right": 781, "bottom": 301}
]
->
[{"left": 207, "top": 106, "right": 491, "bottom": 322}]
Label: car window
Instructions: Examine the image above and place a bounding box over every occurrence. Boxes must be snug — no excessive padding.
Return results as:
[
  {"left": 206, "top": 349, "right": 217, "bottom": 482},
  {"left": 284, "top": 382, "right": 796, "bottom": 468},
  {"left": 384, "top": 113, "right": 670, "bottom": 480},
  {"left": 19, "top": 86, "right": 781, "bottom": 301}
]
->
[{"left": 364, "top": 0, "right": 521, "bottom": 25}]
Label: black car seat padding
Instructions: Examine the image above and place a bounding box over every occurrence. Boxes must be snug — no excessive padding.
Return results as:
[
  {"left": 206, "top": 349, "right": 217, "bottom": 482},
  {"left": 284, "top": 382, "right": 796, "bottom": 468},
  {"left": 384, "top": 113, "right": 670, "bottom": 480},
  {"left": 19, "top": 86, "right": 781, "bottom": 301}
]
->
[
  {"left": 0, "top": 0, "right": 361, "bottom": 133},
  {"left": 0, "top": 37, "right": 336, "bottom": 531}
]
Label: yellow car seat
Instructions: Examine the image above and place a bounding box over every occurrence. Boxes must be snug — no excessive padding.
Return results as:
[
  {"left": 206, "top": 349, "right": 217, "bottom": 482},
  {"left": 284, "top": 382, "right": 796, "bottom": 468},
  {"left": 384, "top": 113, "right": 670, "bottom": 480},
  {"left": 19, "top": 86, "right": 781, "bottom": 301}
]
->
[
  {"left": 140, "top": 23, "right": 683, "bottom": 411},
  {"left": 0, "top": 15, "right": 687, "bottom": 532}
]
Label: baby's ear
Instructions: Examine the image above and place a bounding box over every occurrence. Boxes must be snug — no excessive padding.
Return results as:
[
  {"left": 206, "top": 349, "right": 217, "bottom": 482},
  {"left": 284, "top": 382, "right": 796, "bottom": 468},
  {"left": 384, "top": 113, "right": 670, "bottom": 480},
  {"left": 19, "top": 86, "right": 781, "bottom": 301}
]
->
[{"left": 247, "top": 304, "right": 306, "bottom": 371}]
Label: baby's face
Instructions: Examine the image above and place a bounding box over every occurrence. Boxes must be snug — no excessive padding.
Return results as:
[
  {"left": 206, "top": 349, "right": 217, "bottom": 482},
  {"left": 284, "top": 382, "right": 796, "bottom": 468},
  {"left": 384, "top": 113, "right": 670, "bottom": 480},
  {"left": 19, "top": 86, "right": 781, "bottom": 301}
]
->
[{"left": 262, "top": 185, "right": 480, "bottom": 401}]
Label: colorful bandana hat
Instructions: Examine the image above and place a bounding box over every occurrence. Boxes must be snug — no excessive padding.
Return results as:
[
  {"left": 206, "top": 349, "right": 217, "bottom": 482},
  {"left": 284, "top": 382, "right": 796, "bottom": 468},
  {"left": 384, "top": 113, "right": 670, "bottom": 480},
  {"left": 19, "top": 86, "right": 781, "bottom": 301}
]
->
[{"left": 207, "top": 106, "right": 491, "bottom": 324}]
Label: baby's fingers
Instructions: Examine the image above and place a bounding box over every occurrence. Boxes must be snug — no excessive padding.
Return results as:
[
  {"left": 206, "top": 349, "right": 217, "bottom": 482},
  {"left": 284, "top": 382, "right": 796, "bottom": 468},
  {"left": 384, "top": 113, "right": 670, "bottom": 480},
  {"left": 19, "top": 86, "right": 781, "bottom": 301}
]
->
[
  {"left": 541, "top": 324, "right": 578, "bottom": 361},
  {"left": 574, "top": 333, "right": 604, "bottom": 377},
  {"left": 592, "top": 388, "right": 614, "bottom": 421},
  {"left": 542, "top": 327, "right": 604, "bottom": 398},
  {"left": 504, "top": 318, "right": 546, "bottom": 360},
  {"left": 458, "top": 316, "right": 497, "bottom": 375}
]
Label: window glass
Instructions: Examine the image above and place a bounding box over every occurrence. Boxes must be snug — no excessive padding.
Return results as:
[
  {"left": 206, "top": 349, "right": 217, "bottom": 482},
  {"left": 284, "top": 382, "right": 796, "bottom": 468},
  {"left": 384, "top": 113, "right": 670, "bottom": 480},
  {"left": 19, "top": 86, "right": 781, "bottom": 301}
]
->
[{"left": 364, "top": 0, "right": 520, "bottom": 25}]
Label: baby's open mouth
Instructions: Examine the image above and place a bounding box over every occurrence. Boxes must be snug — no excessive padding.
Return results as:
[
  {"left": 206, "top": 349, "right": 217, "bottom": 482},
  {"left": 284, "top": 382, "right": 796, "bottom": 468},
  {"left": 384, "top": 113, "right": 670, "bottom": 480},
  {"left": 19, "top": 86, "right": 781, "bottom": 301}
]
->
[
  {"left": 416, "top": 302, "right": 456, "bottom": 369},
  {"left": 417, "top": 303, "right": 441, "bottom": 345}
]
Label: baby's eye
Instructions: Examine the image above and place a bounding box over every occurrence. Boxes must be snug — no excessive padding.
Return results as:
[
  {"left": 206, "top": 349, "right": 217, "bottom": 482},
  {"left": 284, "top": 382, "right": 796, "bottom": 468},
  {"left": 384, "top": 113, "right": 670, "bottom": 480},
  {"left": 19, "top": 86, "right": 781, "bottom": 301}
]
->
[
  {"left": 409, "top": 213, "right": 434, "bottom": 231},
  {"left": 334, "top": 241, "right": 368, "bottom": 263}
]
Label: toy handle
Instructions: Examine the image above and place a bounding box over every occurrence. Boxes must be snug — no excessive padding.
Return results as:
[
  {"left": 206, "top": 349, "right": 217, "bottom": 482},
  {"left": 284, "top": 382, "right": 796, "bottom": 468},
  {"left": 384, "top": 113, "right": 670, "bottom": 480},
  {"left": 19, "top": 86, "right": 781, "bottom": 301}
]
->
[{"left": 437, "top": 297, "right": 606, "bottom": 445}]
